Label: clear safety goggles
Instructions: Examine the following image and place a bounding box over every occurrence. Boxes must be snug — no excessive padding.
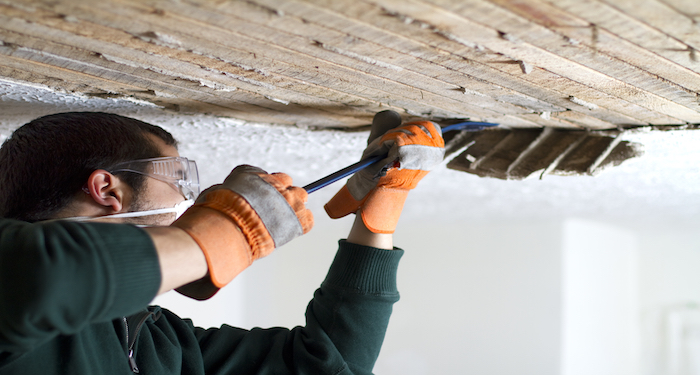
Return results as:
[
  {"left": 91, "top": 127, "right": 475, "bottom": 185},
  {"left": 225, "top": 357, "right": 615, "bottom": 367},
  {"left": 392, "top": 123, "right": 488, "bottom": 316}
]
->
[{"left": 110, "top": 156, "right": 200, "bottom": 200}]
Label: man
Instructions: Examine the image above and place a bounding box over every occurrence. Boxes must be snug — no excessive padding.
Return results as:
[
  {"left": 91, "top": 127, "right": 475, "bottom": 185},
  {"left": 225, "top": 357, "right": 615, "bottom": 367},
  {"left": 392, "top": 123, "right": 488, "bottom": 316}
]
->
[{"left": 0, "top": 111, "right": 444, "bottom": 374}]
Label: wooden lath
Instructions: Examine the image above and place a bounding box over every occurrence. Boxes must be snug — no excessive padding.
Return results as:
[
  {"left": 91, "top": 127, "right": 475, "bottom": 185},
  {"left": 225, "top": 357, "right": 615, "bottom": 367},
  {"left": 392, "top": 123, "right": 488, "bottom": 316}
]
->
[
  {"left": 0, "top": 0, "right": 698, "bottom": 129},
  {"left": 444, "top": 127, "right": 643, "bottom": 180}
]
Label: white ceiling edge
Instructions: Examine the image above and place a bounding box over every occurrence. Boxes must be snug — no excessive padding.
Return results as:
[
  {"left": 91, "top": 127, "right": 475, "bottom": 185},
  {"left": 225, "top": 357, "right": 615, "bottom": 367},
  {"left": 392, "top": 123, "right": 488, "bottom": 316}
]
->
[{"left": 2, "top": 78, "right": 700, "bottom": 229}]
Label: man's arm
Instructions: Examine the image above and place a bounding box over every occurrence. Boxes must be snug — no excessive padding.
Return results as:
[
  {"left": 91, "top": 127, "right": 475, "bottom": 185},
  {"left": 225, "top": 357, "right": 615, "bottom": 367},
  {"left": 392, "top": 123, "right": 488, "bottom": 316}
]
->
[
  {"left": 170, "top": 165, "right": 313, "bottom": 300},
  {"left": 189, "top": 239, "right": 403, "bottom": 375},
  {"left": 149, "top": 184, "right": 396, "bottom": 296},
  {"left": 346, "top": 213, "right": 393, "bottom": 250},
  {"left": 143, "top": 226, "right": 207, "bottom": 295},
  {"left": 324, "top": 111, "right": 444, "bottom": 236},
  {"left": 0, "top": 163, "right": 312, "bottom": 353},
  {"left": 0, "top": 219, "right": 162, "bottom": 352}
]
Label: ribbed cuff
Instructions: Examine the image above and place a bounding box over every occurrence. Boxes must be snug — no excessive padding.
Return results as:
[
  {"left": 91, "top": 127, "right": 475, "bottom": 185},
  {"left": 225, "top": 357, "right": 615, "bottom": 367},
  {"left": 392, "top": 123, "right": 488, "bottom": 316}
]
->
[
  {"left": 322, "top": 240, "right": 404, "bottom": 295},
  {"left": 88, "top": 223, "right": 161, "bottom": 315}
]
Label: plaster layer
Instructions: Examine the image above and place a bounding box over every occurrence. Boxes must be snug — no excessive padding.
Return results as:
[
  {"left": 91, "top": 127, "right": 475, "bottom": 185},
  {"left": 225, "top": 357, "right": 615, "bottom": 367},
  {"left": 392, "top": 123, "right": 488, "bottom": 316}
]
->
[{"left": 2, "top": 79, "right": 699, "bottom": 227}]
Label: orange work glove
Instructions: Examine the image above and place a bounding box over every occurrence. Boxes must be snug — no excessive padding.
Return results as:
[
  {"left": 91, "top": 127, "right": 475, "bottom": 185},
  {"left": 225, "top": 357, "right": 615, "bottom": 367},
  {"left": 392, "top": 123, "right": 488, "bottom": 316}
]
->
[
  {"left": 325, "top": 110, "right": 444, "bottom": 234},
  {"left": 173, "top": 165, "right": 313, "bottom": 300}
]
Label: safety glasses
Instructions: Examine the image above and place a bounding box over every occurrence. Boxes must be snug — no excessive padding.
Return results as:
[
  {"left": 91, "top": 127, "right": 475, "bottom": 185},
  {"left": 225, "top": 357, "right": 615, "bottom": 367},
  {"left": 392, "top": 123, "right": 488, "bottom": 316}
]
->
[{"left": 109, "top": 156, "right": 200, "bottom": 200}]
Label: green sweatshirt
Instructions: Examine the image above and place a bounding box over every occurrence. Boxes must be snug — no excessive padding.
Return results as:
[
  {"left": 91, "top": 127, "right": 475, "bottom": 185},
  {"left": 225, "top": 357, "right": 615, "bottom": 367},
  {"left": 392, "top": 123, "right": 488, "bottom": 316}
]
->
[{"left": 0, "top": 219, "right": 403, "bottom": 374}]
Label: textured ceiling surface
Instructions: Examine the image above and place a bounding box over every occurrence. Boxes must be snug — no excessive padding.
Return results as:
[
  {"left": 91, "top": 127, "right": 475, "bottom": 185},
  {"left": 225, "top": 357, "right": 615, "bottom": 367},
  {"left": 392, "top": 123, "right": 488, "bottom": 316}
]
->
[
  {"left": 3, "top": 79, "right": 700, "bottom": 227},
  {"left": 0, "top": 0, "right": 699, "bottom": 129}
]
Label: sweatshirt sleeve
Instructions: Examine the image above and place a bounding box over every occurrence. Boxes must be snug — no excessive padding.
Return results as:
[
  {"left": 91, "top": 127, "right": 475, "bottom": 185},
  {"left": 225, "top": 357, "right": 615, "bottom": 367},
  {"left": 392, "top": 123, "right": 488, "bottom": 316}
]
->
[
  {"left": 193, "top": 240, "right": 403, "bottom": 375},
  {"left": 0, "top": 218, "right": 161, "bottom": 352}
]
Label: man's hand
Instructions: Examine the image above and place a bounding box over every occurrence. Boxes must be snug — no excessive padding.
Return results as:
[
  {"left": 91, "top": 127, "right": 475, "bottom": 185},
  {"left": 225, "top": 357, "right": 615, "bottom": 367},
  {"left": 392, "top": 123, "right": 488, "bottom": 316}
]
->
[
  {"left": 172, "top": 165, "right": 313, "bottom": 300},
  {"left": 325, "top": 110, "right": 444, "bottom": 234}
]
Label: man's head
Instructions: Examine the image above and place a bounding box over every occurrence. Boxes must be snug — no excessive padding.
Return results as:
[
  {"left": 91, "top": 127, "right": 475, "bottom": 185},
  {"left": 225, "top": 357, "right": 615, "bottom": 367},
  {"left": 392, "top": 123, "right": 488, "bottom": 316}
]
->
[{"left": 0, "top": 112, "right": 180, "bottom": 223}]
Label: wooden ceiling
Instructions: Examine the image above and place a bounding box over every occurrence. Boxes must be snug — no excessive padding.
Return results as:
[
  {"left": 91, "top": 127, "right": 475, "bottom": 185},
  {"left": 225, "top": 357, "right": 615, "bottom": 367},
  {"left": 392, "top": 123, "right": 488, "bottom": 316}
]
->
[{"left": 1, "top": 0, "right": 699, "bottom": 129}]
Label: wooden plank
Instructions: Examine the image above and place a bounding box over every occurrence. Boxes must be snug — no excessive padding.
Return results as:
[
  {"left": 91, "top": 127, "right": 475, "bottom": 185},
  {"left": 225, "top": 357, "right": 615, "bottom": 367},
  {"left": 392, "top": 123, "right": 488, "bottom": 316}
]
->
[
  {"left": 288, "top": 0, "right": 667, "bottom": 128},
  {"left": 0, "top": 3, "right": 384, "bottom": 127},
  {"left": 0, "top": 54, "right": 287, "bottom": 124},
  {"left": 38, "top": 0, "right": 499, "bottom": 124},
  {"left": 661, "top": 0, "right": 700, "bottom": 18},
  {"left": 367, "top": 0, "right": 685, "bottom": 124},
  {"left": 0, "top": 49, "right": 357, "bottom": 128},
  {"left": 107, "top": 0, "right": 538, "bottom": 125},
  {"left": 517, "top": 113, "right": 582, "bottom": 129},
  {"left": 23, "top": 0, "right": 516, "bottom": 125},
  {"left": 18, "top": 6, "right": 390, "bottom": 122},
  {"left": 553, "top": 111, "right": 620, "bottom": 130},
  {"left": 265, "top": 0, "right": 657, "bottom": 128},
  {"left": 601, "top": 0, "right": 700, "bottom": 51},
  {"left": 0, "top": 0, "right": 648, "bottom": 129},
  {"left": 188, "top": 0, "right": 568, "bottom": 120},
  {"left": 543, "top": 0, "right": 700, "bottom": 92},
  {"left": 419, "top": 0, "right": 700, "bottom": 123},
  {"left": 249, "top": 0, "right": 635, "bottom": 130},
  {"left": 0, "top": 31, "right": 365, "bottom": 126},
  {"left": 3, "top": 0, "right": 694, "bottom": 129},
  {"left": 484, "top": 0, "right": 700, "bottom": 100}
]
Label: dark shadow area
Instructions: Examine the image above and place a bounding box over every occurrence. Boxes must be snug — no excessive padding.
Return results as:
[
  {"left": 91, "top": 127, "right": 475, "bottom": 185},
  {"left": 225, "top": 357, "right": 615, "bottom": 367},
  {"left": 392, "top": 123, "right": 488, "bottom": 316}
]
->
[{"left": 444, "top": 127, "right": 644, "bottom": 180}]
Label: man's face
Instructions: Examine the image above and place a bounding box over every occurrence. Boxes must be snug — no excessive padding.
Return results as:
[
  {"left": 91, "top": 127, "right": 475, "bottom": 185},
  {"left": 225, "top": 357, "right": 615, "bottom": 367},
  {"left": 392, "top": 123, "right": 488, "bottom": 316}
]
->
[{"left": 125, "top": 136, "right": 188, "bottom": 226}]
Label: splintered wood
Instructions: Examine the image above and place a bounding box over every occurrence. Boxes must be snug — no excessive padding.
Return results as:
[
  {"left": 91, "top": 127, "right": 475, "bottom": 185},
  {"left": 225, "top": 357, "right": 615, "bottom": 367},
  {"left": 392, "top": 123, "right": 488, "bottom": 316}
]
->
[
  {"left": 444, "top": 127, "right": 643, "bottom": 179},
  {"left": 0, "top": 0, "right": 698, "bottom": 129}
]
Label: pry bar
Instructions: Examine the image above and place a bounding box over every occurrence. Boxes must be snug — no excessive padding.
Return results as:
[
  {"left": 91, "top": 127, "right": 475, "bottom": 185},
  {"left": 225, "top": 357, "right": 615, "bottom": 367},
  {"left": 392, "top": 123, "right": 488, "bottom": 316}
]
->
[{"left": 303, "top": 121, "right": 499, "bottom": 193}]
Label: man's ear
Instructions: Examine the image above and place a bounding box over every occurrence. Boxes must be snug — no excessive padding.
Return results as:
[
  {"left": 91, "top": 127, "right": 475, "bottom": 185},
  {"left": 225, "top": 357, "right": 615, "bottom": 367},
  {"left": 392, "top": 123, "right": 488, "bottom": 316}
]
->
[{"left": 85, "top": 170, "right": 128, "bottom": 213}]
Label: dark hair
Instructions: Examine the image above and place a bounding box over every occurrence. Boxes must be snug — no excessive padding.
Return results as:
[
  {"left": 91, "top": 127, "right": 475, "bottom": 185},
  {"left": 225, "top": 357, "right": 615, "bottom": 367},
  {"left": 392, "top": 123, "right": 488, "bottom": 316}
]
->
[{"left": 0, "top": 112, "right": 177, "bottom": 222}]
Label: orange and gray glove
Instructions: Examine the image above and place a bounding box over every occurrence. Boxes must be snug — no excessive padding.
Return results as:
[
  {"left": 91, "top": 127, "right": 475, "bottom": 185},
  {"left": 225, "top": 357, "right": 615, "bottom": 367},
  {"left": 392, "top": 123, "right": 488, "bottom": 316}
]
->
[
  {"left": 172, "top": 165, "right": 313, "bottom": 300},
  {"left": 324, "top": 110, "right": 445, "bottom": 233}
]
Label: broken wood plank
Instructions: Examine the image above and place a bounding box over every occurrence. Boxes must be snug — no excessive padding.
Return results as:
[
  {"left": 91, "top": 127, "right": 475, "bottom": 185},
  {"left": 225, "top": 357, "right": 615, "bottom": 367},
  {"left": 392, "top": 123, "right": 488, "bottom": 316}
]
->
[
  {"left": 506, "top": 128, "right": 584, "bottom": 178},
  {"left": 446, "top": 127, "right": 643, "bottom": 179},
  {"left": 469, "top": 129, "right": 543, "bottom": 178}
]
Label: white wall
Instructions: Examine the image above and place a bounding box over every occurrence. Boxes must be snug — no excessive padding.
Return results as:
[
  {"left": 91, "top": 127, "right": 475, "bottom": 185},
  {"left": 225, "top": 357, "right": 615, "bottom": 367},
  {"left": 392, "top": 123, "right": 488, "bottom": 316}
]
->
[
  {"left": 561, "top": 219, "right": 640, "bottom": 375},
  {"left": 156, "top": 218, "right": 697, "bottom": 375},
  {"left": 377, "top": 220, "right": 563, "bottom": 375},
  {"left": 638, "top": 228, "right": 700, "bottom": 375},
  {"left": 155, "top": 217, "right": 565, "bottom": 375}
]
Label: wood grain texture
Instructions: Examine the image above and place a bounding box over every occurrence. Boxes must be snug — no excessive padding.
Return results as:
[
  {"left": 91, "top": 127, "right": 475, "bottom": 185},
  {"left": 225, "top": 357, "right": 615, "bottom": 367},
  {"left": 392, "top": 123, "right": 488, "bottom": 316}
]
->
[{"left": 0, "top": 0, "right": 698, "bottom": 129}]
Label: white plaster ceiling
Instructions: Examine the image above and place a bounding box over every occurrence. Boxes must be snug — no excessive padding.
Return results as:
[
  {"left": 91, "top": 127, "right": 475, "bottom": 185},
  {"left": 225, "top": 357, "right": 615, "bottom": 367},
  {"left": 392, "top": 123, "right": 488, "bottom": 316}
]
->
[{"left": 2, "top": 78, "right": 700, "bottom": 228}]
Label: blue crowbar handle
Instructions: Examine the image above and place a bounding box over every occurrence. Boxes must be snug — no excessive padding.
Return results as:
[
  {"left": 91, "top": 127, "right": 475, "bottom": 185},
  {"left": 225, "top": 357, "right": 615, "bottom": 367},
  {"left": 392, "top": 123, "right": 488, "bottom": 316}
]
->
[{"left": 303, "top": 121, "right": 499, "bottom": 193}]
